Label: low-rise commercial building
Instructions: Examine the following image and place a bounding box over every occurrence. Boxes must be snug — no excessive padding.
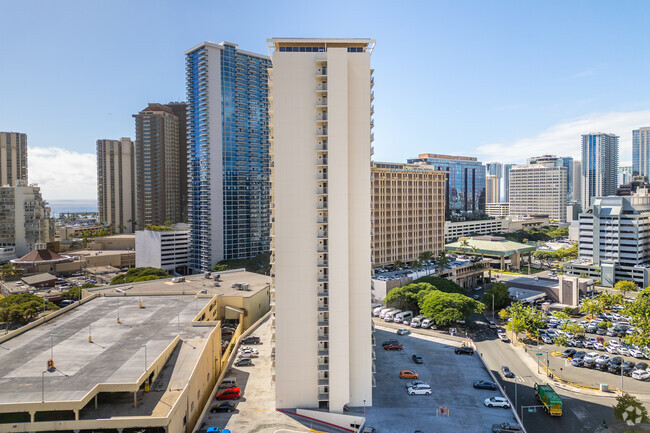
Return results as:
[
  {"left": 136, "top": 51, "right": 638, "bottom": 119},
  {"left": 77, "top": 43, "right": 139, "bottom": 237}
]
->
[
  {"left": 486, "top": 202, "right": 509, "bottom": 218},
  {"left": 564, "top": 189, "right": 650, "bottom": 287},
  {"left": 371, "top": 162, "right": 445, "bottom": 267},
  {"left": 444, "top": 219, "right": 507, "bottom": 243},
  {"left": 135, "top": 224, "right": 189, "bottom": 274},
  {"left": 445, "top": 235, "right": 536, "bottom": 271}
]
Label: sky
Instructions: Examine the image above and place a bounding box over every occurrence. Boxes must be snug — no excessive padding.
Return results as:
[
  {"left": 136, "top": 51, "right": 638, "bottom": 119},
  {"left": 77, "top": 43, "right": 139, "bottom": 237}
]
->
[{"left": 1, "top": 0, "right": 649, "bottom": 200}]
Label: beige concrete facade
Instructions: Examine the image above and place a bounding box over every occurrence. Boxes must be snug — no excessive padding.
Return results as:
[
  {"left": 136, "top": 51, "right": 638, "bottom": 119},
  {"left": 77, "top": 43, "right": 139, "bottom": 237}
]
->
[
  {"left": 371, "top": 162, "right": 445, "bottom": 267},
  {"left": 268, "top": 38, "right": 374, "bottom": 412},
  {"left": 86, "top": 234, "right": 135, "bottom": 250},
  {"left": 0, "top": 132, "right": 28, "bottom": 186},
  {"left": 97, "top": 138, "right": 136, "bottom": 233},
  {"left": 486, "top": 174, "right": 499, "bottom": 204},
  {"left": 509, "top": 160, "right": 567, "bottom": 221}
]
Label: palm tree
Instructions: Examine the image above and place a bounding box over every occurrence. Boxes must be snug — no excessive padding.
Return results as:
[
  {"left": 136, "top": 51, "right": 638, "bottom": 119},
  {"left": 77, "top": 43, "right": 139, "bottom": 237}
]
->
[
  {"left": 393, "top": 260, "right": 405, "bottom": 271},
  {"left": 435, "top": 250, "right": 450, "bottom": 274},
  {"left": 419, "top": 251, "right": 433, "bottom": 275}
]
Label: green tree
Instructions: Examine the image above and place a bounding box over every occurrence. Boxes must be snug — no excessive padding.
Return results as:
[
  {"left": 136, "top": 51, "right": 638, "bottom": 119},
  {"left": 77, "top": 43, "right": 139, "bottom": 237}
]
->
[
  {"left": 552, "top": 334, "right": 568, "bottom": 350},
  {"left": 614, "top": 393, "right": 649, "bottom": 425},
  {"left": 62, "top": 287, "right": 82, "bottom": 300},
  {"left": 499, "top": 302, "right": 546, "bottom": 339},
  {"left": 580, "top": 298, "right": 603, "bottom": 318},
  {"left": 597, "top": 292, "right": 623, "bottom": 310},
  {"left": 562, "top": 306, "right": 574, "bottom": 316},
  {"left": 418, "top": 251, "right": 433, "bottom": 275},
  {"left": 212, "top": 263, "right": 231, "bottom": 272},
  {"left": 411, "top": 259, "right": 421, "bottom": 270},
  {"left": 419, "top": 290, "right": 485, "bottom": 327},
  {"left": 554, "top": 311, "right": 570, "bottom": 320},
  {"left": 0, "top": 264, "right": 23, "bottom": 280},
  {"left": 0, "top": 293, "right": 58, "bottom": 326},
  {"left": 435, "top": 250, "right": 451, "bottom": 273},
  {"left": 413, "top": 276, "right": 465, "bottom": 294},
  {"left": 532, "top": 250, "right": 556, "bottom": 268},
  {"left": 110, "top": 267, "right": 169, "bottom": 285},
  {"left": 614, "top": 280, "right": 638, "bottom": 298},
  {"left": 623, "top": 287, "right": 650, "bottom": 349},
  {"left": 393, "top": 260, "right": 405, "bottom": 270},
  {"left": 384, "top": 282, "right": 434, "bottom": 313},
  {"left": 482, "top": 282, "right": 511, "bottom": 310},
  {"left": 562, "top": 321, "right": 584, "bottom": 336},
  {"left": 456, "top": 239, "right": 470, "bottom": 255}
]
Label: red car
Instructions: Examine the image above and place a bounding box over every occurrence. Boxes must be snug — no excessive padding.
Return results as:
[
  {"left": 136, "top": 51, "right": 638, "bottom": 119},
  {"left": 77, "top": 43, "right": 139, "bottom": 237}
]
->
[
  {"left": 384, "top": 343, "right": 403, "bottom": 351},
  {"left": 216, "top": 387, "right": 241, "bottom": 400}
]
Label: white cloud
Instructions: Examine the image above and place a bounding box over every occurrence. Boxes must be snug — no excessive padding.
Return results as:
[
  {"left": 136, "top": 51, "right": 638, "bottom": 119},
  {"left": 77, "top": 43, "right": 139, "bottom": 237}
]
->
[
  {"left": 29, "top": 147, "right": 96, "bottom": 200},
  {"left": 476, "top": 109, "right": 650, "bottom": 165}
]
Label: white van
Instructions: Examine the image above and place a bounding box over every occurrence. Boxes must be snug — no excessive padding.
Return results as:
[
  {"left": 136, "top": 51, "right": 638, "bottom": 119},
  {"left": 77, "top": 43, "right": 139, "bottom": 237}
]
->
[
  {"left": 410, "top": 315, "right": 424, "bottom": 328},
  {"left": 384, "top": 309, "right": 402, "bottom": 322},
  {"left": 379, "top": 308, "right": 396, "bottom": 319},
  {"left": 395, "top": 311, "right": 413, "bottom": 324},
  {"left": 373, "top": 306, "right": 385, "bottom": 317},
  {"left": 421, "top": 318, "right": 433, "bottom": 329}
]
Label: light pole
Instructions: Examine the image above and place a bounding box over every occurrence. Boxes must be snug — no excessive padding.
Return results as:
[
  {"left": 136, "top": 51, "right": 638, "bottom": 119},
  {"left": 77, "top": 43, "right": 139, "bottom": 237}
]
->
[
  {"left": 363, "top": 399, "right": 366, "bottom": 417},
  {"left": 41, "top": 370, "right": 46, "bottom": 402},
  {"left": 143, "top": 344, "right": 147, "bottom": 372}
]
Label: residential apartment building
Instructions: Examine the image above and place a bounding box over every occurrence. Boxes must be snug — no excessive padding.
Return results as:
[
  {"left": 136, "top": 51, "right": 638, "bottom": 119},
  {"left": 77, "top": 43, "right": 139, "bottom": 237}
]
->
[
  {"left": 185, "top": 41, "right": 271, "bottom": 271},
  {"left": 135, "top": 224, "right": 189, "bottom": 274},
  {"left": 268, "top": 38, "right": 374, "bottom": 412},
  {"left": 371, "top": 162, "right": 445, "bottom": 267},
  {"left": 486, "top": 174, "right": 499, "bottom": 203},
  {"left": 509, "top": 158, "right": 568, "bottom": 221},
  {"left": 0, "top": 181, "right": 54, "bottom": 256},
  {"left": 0, "top": 132, "right": 28, "bottom": 186},
  {"left": 503, "top": 163, "right": 513, "bottom": 202},
  {"left": 581, "top": 133, "right": 619, "bottom": 210},
  {"left": 565, "top": 189, "right": 650, "bottom": 287},
  {"left": 407, "top": 154, "right": 486, "bottom": 219},
  {"left": 133, "top": 103, "right": 186, "bottom": 229},
  {"left": 527, "top": 155, "right": 574, "bottom": 202},
  {"left": 96, "top": 138, "right": 136, "bottom": 233},
  {"left": 633, "top": 127, "right": 650, "bottom": 177}
]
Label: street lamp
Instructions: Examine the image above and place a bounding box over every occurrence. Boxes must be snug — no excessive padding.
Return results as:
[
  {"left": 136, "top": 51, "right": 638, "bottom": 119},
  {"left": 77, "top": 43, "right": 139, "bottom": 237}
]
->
[{"left": 143, "top": 344, "right": 147, "bottom": 372}]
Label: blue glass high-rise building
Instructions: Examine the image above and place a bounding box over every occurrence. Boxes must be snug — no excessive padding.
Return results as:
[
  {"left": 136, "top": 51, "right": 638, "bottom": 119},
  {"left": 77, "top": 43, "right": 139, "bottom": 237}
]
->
[
  {"left": 185, "top": 41, "right": 271, "bottom": 271},
  {"left": 581, "top": 133, "right": 619, "bottom": 210},
  {"left": 633, "top": 127, "right": 650, "bottom": 178},
  {"left": 407, "top": 153, "right": 486, "bottom": 219}
]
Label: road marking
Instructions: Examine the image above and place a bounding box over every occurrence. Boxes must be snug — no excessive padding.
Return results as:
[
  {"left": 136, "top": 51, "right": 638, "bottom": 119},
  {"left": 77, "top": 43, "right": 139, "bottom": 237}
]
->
[{"left": 572, "top": 405, "right": 590, "bottom": 422}]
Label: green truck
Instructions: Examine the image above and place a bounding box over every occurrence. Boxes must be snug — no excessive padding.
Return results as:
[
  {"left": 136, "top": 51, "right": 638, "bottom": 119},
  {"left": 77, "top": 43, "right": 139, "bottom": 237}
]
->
[{"left": 534, "top": 383, "right": 562, "bottom": 416}]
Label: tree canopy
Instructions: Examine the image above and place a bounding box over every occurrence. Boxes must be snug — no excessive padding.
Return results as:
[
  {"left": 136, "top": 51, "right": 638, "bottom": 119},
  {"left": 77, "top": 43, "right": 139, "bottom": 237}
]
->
[
  {"left": 212, "top": 252, "right": 271, "bottom": 275},
  {"left": 419, "top": 290, "right": 484, "bottom": 326},
  {"left": 580, "top": 298, "right": 603, "bottom": 318},
  {"left": 496, "top": 226, "right": 568, "bottom": 243},
  {"left": 482, "top": 282, "right": 511, "bottom": 310},
  {"left": 623, "top": 287, "right": 650, "bottom": 349},
  {"left": 110, "top": 267, "right": 169, "bottom": 285},
  {"left": 0, "top": 293, "right": 58, "bottom": 326},
  {"left": 499, "top": 302, "right": 545, "bottom": 338},
  {"left": 614, "top": 280, "right": 638, "bottom": 297},
  {"left": 614, "top": 394, "right": 649, "bottom": 425},
  {"left": 384, "top": 282, "right": 434, "bottom": 312},
  {"left": 0, "top": 264, "right": 23, "bottom": 280},
  {"left": 412, "top": 276, "right": 465, "bottom": 294}
]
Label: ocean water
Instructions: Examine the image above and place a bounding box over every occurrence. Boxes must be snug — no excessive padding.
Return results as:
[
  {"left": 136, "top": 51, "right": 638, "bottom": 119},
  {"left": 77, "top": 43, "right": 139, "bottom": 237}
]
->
[{"left": 48, "top": 199, "right": 98, "bottom": 217}]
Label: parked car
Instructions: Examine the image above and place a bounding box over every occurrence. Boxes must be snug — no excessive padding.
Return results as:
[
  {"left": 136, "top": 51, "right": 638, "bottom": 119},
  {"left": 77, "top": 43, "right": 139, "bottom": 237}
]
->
[
  {"left": 621, "top": 361, "right": 636, "bottom": 376},
  {"left": 397, "top": 328, "right": 410, "bottom": 335},
  {"left": 412, "top": 354, "right": 423, "bottom": 364},
  {"left": 561, "top": 349, "right": 576, "bottom": 358},
  {"left": 492, "top": 422, "right": 522, "bottom": 433},
  {"left": 632, "top": 370, "right": 650, "bottom": 381},
  {"left": 385, "top": 343, "right": 403, "bottom": 351},
  {"left": 501, "top": 366, "right": 515, "bottom": 378},
  {"left": 474, "top": 380, "right": 498, "bottom": 390},
  {"left": 382, "top": 339, "right": 399, "bottom": 347},
  {"left": 541, "top": 335, "right": 553, "bottom": 344},
  {"left": 634, "top": 362, "right": 649, "bottom": 371},
  {"left": 234, "top": 358, "right": 253, "bottom": 367},
  {"left": 571, "top": 357, "right": 584, "bottom": 367},
  {"left": 454, "top": 346, "right": 474, "bottom": 355},
  {"left": 206, "top": 428, "right": 230, "bottom": 433},
  {"left": 400, "top": 370, "right": 419, "bottom": 379},
  {"left": 216, "top": 387, "right": 241, "bottom": 400},
  {"left": 497, "top": 331, "right": 509, "bottom": 342},
  {"left": 484, "top": 396, "right": 511, "bottom": 408},
  {"left": 210, "top": 402, "right": 237, "bottom": 413},
  {"left": 608, "top": 358, "right": 623, "bottom": 374},
  {"left": 630, "top": 348, "right": 646, "bottom": 359},
  {"left": 406, "top": 379, "right": 428, "bottom": 388},
  {"left": 407, "top": 386, "right": 432, "bottom": 395},
  {"left": 241, "top": 336, "right": 260, "bottom": 344}
]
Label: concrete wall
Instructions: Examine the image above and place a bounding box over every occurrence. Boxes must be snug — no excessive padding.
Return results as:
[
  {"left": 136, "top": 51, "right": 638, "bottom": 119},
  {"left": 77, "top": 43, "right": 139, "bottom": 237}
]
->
[{"left": 87, "top": 235, "right": 135, "bottom": 250}]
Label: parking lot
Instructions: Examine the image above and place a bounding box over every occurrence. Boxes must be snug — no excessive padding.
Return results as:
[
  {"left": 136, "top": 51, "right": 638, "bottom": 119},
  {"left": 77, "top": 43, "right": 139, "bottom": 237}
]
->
[{"left": 366, "top": 327, "right": 519, "bottom": 433}]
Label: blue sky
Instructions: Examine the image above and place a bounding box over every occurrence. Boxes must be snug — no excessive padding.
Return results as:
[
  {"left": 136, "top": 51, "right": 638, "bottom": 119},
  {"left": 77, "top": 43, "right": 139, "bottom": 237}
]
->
[{"left": 1, "top": 0, "right": 649, "bottom": 199}]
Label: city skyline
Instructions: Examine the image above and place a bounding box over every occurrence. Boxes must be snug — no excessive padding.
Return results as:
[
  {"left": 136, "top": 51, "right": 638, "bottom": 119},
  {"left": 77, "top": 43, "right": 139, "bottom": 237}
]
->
[{"left": 1, "top": 1, "right": 650, "bottom": 200}]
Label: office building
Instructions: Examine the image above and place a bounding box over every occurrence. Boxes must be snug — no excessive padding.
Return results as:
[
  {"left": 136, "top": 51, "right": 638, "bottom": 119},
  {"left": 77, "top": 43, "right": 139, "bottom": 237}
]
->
[
  {"left": 96, "top": 138, "right": 136, "bottom": 233},
  {"left": 573, "top": 160, "right": 582, "bottom": 207},
  {"left": 268, "top": 38, "right": 374, "bottom": 412},
  {"left": 371, "top": 162, "right": 445, "bottom": 268},
  {"left": 581, "top": 133, "right": 619, "bottom": 210},
  {"left": 503, "top": 163, "right": 513, "bottom": 202},
  {"left": 486, "top": 202, "right": 509, "bottom": 218},
  {"left": 0, "top": 181, "right": 54, "bottom": 256},
  {"left": 619, "top": 165, "right": 633, "bottom": 187},
  {"left": 0, "top": 132, "right": 28, "bottom": 186},
  {"left": 486, "top": 174, "right": 499, "bottom": 203},
  {"left": 509, "top": 158, "right": 568, "bottom": 221},
  {"left": 633, "top": 127, "right": 650, "bottom": 177},
  {"left": 565, "top": 189, "right": 650, "bottom": 287},
  {"left": 133, "top": 103, "right": 186, "bottom": 229},
  {"left": 527, "top": 155, "right": 574, "bottom": 202},
  {"left": 407, "top": 154, "right": 486, "bottom": 219},
  {"left": 616, "top": 175, "right": 650, "bottom": 196},
  {"left": 135, "top": 224, "right": 190, "bottom": 274},
  {"left": 185, "top": 41, "right": 271, "bottom": 271}
]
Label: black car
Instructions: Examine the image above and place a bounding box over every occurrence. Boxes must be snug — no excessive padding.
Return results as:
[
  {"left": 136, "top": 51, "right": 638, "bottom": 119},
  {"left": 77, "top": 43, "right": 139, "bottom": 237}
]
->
[
  {"left": 242, "top": 336, "right": 261, "bottom": 344},
  {"left": 561, "top": 349, "right": 577, "bottom": 358},
  {"left": 584, "top": 358, "right": 597, "bottom": 369},
  {"left": 412, "top": 354, "right": 423, "bottom": 364},
  {"left": 635, "top": 362, "right": 649, "bottom": 371},
  {"left": 454, "top": 346, "right": 474, "bottom": 355},
  {"left": 210, "top": 402, "right": 237, "bottom": 413},
  {"left": 621, "top": 361, "right": 636, "bottom": 376},
  {"left": 607, "top": 357, "right": 623, "bottom": 373},
  {"left": 382, "top": 339, "right": 399, "bottom": 347},
  {"left": 501, "top": 366, "right": 515, "bottom": 378},
  {"left": 573, "top": 351, "right": 586, "bottom": 359},
  {"left": 473, "top": 380, "right": 498, "bottom": 390}
]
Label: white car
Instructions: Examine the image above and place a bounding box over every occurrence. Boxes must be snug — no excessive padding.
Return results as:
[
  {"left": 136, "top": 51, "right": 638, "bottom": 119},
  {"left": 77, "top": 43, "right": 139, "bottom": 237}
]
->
[
  {"left": 618, "top": 346, "right": 630, "bottom": 356},
  {"left": 630, "top": 348, "right": 646, "bottom": 359},
  {"left": 484, "top": 396, "right": 510, "bottom": 408},
  {"left": 632, "top": 370, "right": 650, "bottom": 381},
  {"left": 397, "top": 328, "right": 410, "bottom": 335},
  {"left": 407, "top": 386, "right": 432, "bottom": 395},
  {"left": 541, "top": 335, "right": 553, "bottom": 344},
  {"left": 606, "top": 345, "right": 619, "bottom": 354},
  {"left": 497, "top": 332, "right": 509, "bottom": 342},
  {"left": 608, "top": 340, "right": 620, "bottom": 348},
  {"left": 594, "top": 342, "right": 605, "bottom": 351},
  {"left": 583, "top": 351, "right": 599, "bottom": 362}
]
